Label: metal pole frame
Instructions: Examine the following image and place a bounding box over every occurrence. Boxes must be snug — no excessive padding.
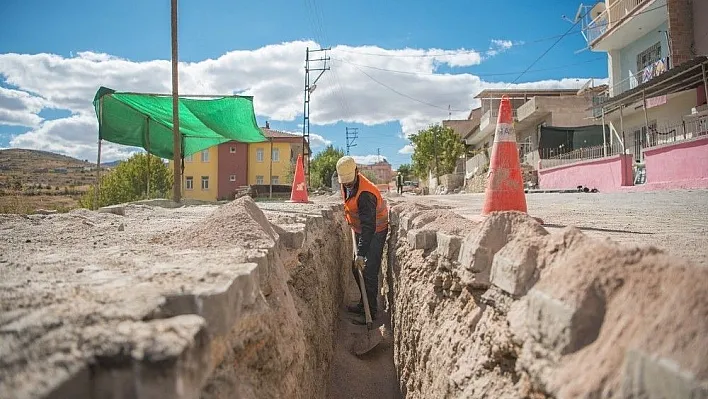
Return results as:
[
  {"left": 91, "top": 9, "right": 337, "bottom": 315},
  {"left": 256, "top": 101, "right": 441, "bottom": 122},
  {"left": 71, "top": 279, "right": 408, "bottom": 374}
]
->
[
  {"left": 95, "top": 97, "right": 103, "bottom": 210},
  {"left": 601, "top": 107, "right": 607, "bottom": 157},
  {"left": 642, "top": 89, "right": 651, "bottom": 155},
  {"left": 620, "top": 104, "right": 626, "bottom": 154},
  {"left": 171, "top": 0, "right": 182, "bottom": 203},
  {"left": 145, "top": 116, "right": 151, "bottom": 198}
]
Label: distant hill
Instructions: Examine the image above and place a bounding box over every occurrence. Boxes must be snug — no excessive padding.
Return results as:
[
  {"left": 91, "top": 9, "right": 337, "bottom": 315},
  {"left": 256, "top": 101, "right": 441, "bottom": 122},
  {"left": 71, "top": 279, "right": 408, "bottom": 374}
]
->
[
  {"left": 101, "top": 160, "right": 122, "bottom": 167},
  {"left": 0, "top": 148, "right": 99, "bottom": 189}
]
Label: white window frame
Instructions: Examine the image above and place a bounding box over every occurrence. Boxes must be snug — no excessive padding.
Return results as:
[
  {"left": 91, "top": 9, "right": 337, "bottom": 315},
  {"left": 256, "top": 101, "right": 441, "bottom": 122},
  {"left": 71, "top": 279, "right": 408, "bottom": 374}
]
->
[
  {"left": 185, "top": 154, "right": 193, "bottom": 163},
  {"left": 185, "top": 176, "right": 194, "bottom": 190},
  {"left": 256, "top": 148, "right": 264, "bottom": 162},
  {"left": 229, "top": 174, "right": 237, "bottom": 182},
  {"left": 256, "top": 175, "right": 264, "bottom": 185},
  {"left": 272, "top": 147, "right": 280, "bottom": 162},
  {"left": 201, "top": 176, "right": 209, "bottom": 190},
  {"left": 200, "top": 149, "right": 209, "bottom": 162},
  {"left": 271, "top": 175, "right": 279, "bottom": 185}
]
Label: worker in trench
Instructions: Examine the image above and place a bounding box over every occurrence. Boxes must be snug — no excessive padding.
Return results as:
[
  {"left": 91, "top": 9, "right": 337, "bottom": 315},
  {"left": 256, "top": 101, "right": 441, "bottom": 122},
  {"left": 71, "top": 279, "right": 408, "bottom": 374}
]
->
[{"left": 336, "top": 156, "right": 390, "bottom": 325}]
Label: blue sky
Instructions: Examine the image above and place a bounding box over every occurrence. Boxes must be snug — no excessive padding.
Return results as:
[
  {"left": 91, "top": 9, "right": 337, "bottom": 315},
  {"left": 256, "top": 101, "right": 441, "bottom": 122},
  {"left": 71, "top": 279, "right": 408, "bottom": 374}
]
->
[{"left": 0, "top": 0, "right": 607, "bottom": 167}]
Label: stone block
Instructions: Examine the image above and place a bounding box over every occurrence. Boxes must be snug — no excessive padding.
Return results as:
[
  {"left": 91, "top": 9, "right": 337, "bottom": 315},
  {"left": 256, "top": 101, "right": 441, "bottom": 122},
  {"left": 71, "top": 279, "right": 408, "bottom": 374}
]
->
[
  {"left": 526, "top": 285, "right": 605, "bottom": 355},
  {"left": 436, "top": 232, "right": 462, "bottom": 260},
  {"left": 621, "top": 349, "right": 708, "bottom": 399},
  {"left": 457, "top": 236, "right": 494, "bottom": 286},
  {"left": 490, "top": 239, "right": 538, "bottom": 296},
  {"left": 98, "top": 205, "right": 125, "bottom": 216},
  {"left": 407, "top": 229, "right": 437, "bottom": 250}
]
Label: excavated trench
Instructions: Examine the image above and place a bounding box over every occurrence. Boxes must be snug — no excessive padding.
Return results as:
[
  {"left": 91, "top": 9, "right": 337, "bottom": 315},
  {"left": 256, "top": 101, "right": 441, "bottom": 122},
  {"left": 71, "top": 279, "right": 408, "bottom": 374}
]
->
[{"left": 1, "top": 195, "right": 707, "bottom": 399}]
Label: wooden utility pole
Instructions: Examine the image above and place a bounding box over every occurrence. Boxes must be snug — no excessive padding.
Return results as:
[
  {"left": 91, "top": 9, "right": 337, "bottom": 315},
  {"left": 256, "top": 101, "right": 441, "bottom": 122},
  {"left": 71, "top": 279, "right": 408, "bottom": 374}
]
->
[{"left": 171, "top": 0, "right": 182, "bottom": 203}]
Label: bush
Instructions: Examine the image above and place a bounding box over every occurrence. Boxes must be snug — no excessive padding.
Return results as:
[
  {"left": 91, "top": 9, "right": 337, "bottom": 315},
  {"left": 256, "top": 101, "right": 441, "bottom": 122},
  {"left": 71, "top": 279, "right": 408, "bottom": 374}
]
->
[{"left": 79, "top": 153, "right": 172, "bottom": 209}]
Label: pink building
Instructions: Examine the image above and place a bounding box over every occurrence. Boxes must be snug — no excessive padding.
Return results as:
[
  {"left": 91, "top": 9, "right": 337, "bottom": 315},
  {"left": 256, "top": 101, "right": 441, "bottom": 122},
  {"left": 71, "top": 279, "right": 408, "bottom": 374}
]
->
[{"left": 358, "top": 159, "right": 394, "bottom": 184}]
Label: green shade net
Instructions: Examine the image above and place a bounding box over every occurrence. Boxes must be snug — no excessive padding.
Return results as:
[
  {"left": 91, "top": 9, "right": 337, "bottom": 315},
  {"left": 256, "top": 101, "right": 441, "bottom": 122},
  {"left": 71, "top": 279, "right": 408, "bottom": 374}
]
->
[{"left": 93, "top": 86, "right": 267, "bottom": 159}]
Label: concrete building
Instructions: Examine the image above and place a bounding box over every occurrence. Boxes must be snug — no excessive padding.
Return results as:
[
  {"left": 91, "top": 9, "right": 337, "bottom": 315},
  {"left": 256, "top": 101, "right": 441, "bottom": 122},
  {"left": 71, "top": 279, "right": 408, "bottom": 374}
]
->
[
  {"left": 459, "top": 88, "right": 600, "bottom": 175},
  {"left": 175, "top": 123, "right": 309, "bottom": 201},
  {"left": 358, "top": 158, "right": 394, "bottom": 184},
  {"left": 579, "top": 0, "right": 708, "bottom": 162}
]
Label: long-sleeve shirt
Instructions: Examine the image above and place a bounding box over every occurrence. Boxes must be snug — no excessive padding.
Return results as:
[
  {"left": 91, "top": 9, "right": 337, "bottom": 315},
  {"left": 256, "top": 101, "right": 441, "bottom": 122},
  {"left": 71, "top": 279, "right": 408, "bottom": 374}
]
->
[{"left": 345, "top": 179, "right": 377, "bottom": 257}]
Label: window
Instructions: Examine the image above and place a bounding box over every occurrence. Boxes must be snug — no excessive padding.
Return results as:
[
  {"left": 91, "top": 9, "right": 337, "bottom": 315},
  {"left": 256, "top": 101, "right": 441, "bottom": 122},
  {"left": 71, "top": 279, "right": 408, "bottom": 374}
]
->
[
  {"left": 271, "top": 175, "right": 279, "bottom": 185},
  {"left": 201, "top": 176, "right": 209, "bottom": 190},
  {"left": 636, "top": 42, "right": 662, "bottom": 71},
  {"left": 256, "top": 148, "right": 264, "bottom": 162},
  {"left": 185, "top": 154, "right": 193, "bottom": 162},
  {"left": 229, "top": 146, "right": 236, "bottom": 154},
  {"left": 229, "top": 174, "right": 237, "bottom": 182},
  {"left": 256, "top": 175, "right": 264, "bottom": 185},
  {"left": 185, "top": 176, "right": 194, "bottom": 190},
  {"left": 200, "top": 149, "right": 209, "bottom": 162},
  {"left": 272, "top": 147, "right": 280, "bottom": 162}
]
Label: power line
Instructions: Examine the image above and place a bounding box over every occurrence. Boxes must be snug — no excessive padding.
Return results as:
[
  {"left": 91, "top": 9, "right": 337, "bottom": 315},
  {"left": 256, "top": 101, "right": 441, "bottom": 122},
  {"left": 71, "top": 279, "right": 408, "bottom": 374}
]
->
[{"left": 331, "top": 56, "right": 606, "bottom": 77}]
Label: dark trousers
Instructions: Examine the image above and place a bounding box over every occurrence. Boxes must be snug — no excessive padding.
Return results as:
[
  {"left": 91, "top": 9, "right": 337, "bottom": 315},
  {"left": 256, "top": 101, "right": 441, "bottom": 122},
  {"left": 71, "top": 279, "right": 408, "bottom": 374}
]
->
[
  {"left": 396, "top": 185, "right": 403, "bottom": 194},
  {"left": 351, "top": 228, "right": 388, "bottom": 316}
]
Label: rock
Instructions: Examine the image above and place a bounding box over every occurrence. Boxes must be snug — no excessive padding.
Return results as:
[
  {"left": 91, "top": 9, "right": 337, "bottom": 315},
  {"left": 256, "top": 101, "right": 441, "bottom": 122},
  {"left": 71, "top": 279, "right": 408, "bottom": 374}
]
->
[
  {"left": 525, "top": 285, "right": 605, "bottom": 355},
  {"left": 621, "top": 349, "right": 708, "bottom": 399},
  {"left": 34, "top": 209, "right": 57, "bottom": 215},
  {"left": 407, "top": 229, "right": 437, "bottom": 250},
  {"left": 457, "top": 212, "right": 547, "bottom": 288},
  {"left": 98, "top": 205, "right": 125, "bottom": 216},
  {"left": 436, "top": 232, "right": 462, "bottom": 260},
  {"left": 117, "top": 223, "right": 125, "bottom": 232},
  {"left": 490, "top": 238, "right": 540, "bottom": 296}
]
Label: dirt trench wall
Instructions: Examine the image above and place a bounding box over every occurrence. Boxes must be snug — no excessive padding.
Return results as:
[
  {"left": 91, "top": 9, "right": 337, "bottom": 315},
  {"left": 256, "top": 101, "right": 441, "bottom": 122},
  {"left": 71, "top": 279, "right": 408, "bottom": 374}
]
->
[
  {"left": 0, "top": 197, "right": 350, "bottom": 399},
  {"left": 384, "top": 200, "right": 708, "bottom": 399}
]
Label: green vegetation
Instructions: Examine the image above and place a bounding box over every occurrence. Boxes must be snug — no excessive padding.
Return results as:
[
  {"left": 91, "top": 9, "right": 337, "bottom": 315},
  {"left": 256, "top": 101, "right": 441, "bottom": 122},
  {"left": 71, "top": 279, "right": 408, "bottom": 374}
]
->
[
  {"left": 309, "top": 145, "right": 345, "bottom": 188},
  {"left": 409, "top": 125, "right": 465, "bottom": 179},
  {"left": 80, "top": 153, "right": 172, "bottom": 208}
]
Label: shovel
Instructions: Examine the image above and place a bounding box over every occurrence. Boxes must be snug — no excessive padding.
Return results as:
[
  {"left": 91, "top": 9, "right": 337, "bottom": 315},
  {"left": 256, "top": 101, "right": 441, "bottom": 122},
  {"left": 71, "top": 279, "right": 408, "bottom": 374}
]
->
[{"left": 350, "top": 231, "right": 384, "bottom": 356}]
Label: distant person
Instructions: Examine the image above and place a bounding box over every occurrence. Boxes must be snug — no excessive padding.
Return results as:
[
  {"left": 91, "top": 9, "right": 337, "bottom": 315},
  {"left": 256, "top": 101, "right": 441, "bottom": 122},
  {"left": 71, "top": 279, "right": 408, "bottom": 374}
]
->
[{"left": 396, "top": 171, "right": 404, "bottom": 194}]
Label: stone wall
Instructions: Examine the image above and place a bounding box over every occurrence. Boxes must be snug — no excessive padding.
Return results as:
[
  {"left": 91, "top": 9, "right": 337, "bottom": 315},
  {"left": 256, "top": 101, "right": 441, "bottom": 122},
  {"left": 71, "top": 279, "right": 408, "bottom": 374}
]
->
[
  {"left": 0, "top": 197, "right": 351, "bottom": 399},
  {"left": 384, "top": 200, "right": 708, "bottom": 398}
]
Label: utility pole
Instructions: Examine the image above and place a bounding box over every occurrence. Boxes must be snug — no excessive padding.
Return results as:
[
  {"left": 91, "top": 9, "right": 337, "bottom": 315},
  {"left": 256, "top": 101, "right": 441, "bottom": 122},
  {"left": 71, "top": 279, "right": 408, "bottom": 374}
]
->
[
  {"left": 345, "top": 127, "right": 358, "bottom": 155},
  {"left": 302, "top": 47, "right": 330, "bottom": 187},
  {"left": 433, "top": 128, "right": 440, "bottom": 183},
  {"left": 377, "top": 147, "right": 381, "bottom": 161},
  {"left": 170, "top": 0, "right": 181, "bottom": 203}
]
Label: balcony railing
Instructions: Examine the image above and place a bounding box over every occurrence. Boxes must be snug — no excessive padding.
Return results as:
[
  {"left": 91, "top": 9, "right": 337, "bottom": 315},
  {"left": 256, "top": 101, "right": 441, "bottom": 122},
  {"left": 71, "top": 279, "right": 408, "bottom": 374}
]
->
[
  {"left": 582, "top": 0, "right": 650, "bottom": 46},
  {"left": 516, "top": 98, "right": 538, "bottom": 121}
]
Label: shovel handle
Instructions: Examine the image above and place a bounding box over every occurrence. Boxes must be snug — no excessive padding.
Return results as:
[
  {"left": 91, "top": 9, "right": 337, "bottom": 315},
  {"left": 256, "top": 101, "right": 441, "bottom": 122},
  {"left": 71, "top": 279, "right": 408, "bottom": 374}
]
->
[{"left": 352, "top": 229, "right": 373, "bottom": 330}]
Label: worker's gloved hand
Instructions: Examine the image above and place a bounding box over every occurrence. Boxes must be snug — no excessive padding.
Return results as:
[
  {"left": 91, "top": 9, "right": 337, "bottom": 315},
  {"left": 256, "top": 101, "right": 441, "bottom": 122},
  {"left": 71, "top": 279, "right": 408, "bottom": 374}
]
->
[{"left": 354, "top": 255, "right": 366, "bottom": 271}]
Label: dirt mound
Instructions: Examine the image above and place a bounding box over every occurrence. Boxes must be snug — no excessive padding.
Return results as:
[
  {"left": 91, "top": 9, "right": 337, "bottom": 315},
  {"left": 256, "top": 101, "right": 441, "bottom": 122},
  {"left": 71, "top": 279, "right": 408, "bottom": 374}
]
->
[{"left": 159, "top": 197, "right": 277, "bottom": 249}]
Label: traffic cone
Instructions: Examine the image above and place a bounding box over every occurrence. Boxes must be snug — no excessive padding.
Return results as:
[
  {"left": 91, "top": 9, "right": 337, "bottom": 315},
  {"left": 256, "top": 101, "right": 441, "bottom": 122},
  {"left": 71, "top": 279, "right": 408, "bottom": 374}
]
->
[
  {"left": 288, "top": 154, "right": 311, "bottom": 203},
  {"left": 481, "top": 95, "right": 528, "bottom": 215}
]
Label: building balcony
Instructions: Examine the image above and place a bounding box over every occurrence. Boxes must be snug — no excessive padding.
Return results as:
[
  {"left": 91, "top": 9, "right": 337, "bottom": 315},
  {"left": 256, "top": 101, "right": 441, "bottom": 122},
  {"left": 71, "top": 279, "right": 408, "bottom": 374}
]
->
[
  {"left": 581, "top": 0, "right": 666, "bottom": 51},
  {"left": 608, "top": 56, "right": 670, "bottom": 97},
  {"left": 480, "top": 108, "right": 517, "bottom": 135}
]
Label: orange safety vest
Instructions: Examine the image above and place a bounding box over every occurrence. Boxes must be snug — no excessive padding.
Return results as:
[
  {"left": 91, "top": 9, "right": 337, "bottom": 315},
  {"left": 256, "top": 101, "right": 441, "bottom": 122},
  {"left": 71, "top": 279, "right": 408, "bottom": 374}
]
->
[{"left": 342, "top": 173, "right": 389, "bottom": 233}]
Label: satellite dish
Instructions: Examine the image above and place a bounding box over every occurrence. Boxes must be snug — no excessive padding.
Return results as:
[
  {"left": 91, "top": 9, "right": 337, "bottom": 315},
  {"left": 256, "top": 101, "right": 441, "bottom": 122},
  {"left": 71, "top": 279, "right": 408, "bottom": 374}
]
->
[{"left": 590, "top": 3, "right": 606, "bottom": 20}]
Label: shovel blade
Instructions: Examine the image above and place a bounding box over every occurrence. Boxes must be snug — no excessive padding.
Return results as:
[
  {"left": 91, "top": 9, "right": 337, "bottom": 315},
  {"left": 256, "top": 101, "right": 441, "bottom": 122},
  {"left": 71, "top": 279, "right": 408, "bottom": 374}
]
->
[{"left": 351, "top": 330, "right": 383, "bottom": 356}]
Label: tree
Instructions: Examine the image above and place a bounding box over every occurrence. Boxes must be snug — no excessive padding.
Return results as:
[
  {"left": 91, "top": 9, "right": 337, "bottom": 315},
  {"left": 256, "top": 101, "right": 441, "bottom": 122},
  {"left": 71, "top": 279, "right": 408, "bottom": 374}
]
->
[
  {"left": 361, "top": 170, "right": 379, "bottom": 184},
  {"left": 397, "top": 164, "right": 412, "bottom": 180},
  {"left": 409, "top": 125, "right": 465, "bottom": 179},
  {"left": 309, "top": 145, "right": 345, "bottom": 189},
  {"left": 79, "top": 153, "right": 173, "bottom": 209}
]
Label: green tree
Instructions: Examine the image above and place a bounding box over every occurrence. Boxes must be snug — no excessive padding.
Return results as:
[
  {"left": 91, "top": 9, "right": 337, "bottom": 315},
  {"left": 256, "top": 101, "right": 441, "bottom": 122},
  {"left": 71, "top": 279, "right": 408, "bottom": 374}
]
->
[
  {"left": 79, "top": 153, "right": 173, "bottom": 209},
  {"left": 409, "top": 125, "right": 465, "bottom": 179},
  {"left": 396, "top": 164, "right": 412, "bottom": 180},
  {"left": 361, "top": 170, "right": 379, "bottom": 184},
  {"left": 309, "top": 145, "right": 345, "bottom": 188}
]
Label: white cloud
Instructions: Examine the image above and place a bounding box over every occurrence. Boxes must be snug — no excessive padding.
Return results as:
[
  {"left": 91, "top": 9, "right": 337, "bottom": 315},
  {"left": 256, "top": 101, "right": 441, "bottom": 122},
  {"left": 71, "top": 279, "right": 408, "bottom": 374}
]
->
[
  {"left": 309, "top": 133, "right": 332, "bottom": 148},
  {"left": 0, "top": 87, "right": 47, "bottom": 127},
  {"left": 398, "top": 144, "right": 415, "bottom": 154},
  {"left": 486, "top": 39, "right": 523, "bottom": 57},
  {"left": 352, "top": 154, "right": 386, "bottom": 165},
  {"left": 0, "top": 41, "right": 605, "bottom": 161}
]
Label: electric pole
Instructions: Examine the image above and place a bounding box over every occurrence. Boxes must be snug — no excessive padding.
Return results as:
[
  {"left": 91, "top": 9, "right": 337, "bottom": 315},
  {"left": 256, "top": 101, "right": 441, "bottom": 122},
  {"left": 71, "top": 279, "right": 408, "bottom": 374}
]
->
[
  {"left": 433, "top": 128, "right": 440, "bottom": 183},
  {"left": 377, "top": 147, "right": 381, "bottom": 161},
  {"left": 170, "top": 0, "right": 181, "bottom": 203},
  {"left": 345, "top": 127, "right": 358, "bottom": 155},
  {"left": 302, "top": 47, "right": 330, "bottom": 187}
]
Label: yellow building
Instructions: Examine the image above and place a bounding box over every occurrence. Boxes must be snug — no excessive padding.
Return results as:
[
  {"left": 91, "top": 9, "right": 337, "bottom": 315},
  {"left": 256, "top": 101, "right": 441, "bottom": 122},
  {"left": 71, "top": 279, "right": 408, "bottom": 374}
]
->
[
  {"left": 168, "top": 125, "right": 307, "bottom": 201},
  {"left": 247, "top": 128, "right": 303, "bottom": 186}
]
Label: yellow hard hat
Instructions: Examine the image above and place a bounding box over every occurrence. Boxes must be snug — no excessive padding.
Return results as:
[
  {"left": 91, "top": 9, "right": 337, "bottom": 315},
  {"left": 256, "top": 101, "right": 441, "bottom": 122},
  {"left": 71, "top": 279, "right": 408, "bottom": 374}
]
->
[{"left": 336, "top": 156, "right": 357, "bottom": 184}]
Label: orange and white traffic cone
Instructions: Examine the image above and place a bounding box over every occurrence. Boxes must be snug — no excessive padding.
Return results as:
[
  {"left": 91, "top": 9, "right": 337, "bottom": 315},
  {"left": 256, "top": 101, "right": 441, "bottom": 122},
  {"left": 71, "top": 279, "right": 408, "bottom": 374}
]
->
[
  {"left": 481, "top": 95, "right": 529, "bottom": 215},
  {"left": 288, "top": 154, "right": 311, "bottom": 203}
]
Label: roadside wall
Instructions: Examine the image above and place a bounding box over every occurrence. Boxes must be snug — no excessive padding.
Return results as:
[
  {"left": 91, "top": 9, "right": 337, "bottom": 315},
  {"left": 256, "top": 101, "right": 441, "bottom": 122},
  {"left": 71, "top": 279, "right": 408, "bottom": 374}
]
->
[
  {"left": 641, "top": 136, "right": 708, "bottom": 190},
  {"left": 538, "top": 154, "right": 634, "bottom": 192},
  {"left": 383, "top": 200, "right": 708, "bottom": 398}
]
